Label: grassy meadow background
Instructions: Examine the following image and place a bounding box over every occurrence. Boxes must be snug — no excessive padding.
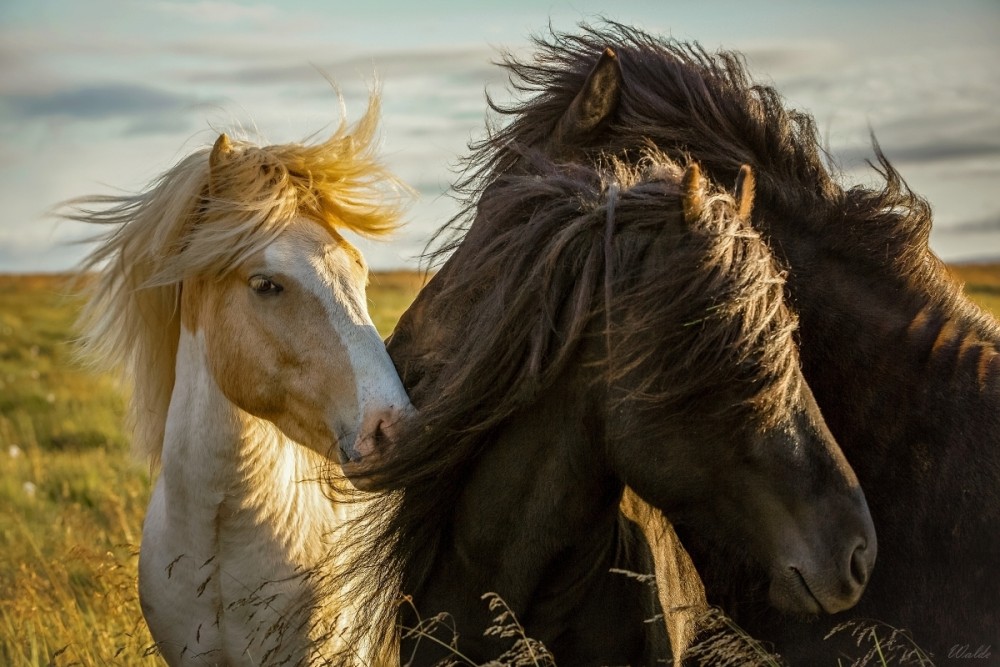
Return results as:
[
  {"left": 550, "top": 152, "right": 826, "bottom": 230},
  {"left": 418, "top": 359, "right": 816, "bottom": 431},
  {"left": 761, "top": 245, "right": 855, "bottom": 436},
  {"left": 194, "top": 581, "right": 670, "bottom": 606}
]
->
[{"left": 0, "top": 265, "right": 997, "bottom": 665}]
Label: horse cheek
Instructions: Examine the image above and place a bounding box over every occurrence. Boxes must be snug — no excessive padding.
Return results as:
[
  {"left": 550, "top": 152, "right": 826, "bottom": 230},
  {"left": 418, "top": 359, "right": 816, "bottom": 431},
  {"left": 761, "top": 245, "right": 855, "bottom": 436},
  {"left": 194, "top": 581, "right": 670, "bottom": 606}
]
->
[{"left": 207, "top": 300, "right": 285, "bottom": 422}]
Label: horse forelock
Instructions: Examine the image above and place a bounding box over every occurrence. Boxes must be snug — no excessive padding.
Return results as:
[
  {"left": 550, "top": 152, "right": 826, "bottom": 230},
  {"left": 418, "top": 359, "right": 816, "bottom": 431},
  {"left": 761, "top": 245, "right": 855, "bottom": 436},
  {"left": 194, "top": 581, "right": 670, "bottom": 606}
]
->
[
  {"left": 68, "top": 92, "right": 405, "bottom": 467},
  {"left": 481, "top": 21, "right": 937, "bottom": 284},
  {"left": 603, "top": 162, "right": 801, "bottom": 434}
]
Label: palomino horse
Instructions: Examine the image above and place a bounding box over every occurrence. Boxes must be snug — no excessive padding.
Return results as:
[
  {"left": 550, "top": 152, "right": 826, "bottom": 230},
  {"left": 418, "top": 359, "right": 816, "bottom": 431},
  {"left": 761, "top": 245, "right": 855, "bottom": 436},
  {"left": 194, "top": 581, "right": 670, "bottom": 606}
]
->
[
  {"left": 332, "top": 150, "right": 875, "bottom": 665},
  {"left": 69, "top": 96, "right": 412, "bottom": 665},
  {"left": 484, "top": 23, "right": 1000, "bottom": 662}
]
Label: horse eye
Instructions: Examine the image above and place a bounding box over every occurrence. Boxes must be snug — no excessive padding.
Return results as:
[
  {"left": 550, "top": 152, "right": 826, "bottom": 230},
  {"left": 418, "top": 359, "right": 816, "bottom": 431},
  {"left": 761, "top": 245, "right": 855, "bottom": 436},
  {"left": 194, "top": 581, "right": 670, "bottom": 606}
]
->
[{"left": 248, "top": 275, "right": 283, "bottom": 295}]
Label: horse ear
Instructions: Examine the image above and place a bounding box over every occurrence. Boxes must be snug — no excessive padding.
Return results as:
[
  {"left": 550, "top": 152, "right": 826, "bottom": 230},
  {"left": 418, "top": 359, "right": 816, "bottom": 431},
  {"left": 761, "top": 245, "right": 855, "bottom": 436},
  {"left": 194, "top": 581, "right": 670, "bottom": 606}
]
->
[
  {"left": 209, "top": 133, "right": 233, "bottom": 196},
  {"left": 682, "top": 163, "right": 705, "bottom": 223},
  {"left": 734, "top": 164, "right": 755, "bottom": 219},
  {"left": 549, "top": 47, "right": 622, "bottom": 152}
]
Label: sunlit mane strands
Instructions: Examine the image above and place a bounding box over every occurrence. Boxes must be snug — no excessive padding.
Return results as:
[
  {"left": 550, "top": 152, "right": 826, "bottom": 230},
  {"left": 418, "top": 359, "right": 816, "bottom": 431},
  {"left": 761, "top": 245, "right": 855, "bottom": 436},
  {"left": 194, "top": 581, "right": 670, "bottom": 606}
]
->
[{"left": 67, "top": 93, "right": 406, "bottom": 467}]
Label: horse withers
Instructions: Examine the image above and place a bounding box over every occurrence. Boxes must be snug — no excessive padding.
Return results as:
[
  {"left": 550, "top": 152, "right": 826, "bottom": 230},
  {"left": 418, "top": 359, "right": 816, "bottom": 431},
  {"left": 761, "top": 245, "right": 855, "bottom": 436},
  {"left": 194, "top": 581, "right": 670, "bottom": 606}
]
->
[
  {"left": 333, "top": 150, "right": 875, "bottom": 665},
  {"left": 70, "top": 94, "right": 411, "bottom": 665}
]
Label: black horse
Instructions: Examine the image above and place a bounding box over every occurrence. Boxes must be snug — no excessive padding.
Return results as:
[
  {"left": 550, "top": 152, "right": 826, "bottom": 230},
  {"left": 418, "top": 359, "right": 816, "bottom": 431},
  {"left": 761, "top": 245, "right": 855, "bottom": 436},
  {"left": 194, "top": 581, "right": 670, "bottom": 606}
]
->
[
  {"left": 331, "top": 149, "right": 875, "bottom": 665},
  {"left": 481, "top": 22, "right": 1000, "bottom": 663}
]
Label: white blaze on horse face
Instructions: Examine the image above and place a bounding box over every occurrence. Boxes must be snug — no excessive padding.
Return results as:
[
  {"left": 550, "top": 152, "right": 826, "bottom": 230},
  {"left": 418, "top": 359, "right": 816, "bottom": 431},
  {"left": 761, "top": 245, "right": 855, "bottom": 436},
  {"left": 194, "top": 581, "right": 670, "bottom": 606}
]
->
[{"left": 198, "top": 216, "right": 412, "bottom": 467}]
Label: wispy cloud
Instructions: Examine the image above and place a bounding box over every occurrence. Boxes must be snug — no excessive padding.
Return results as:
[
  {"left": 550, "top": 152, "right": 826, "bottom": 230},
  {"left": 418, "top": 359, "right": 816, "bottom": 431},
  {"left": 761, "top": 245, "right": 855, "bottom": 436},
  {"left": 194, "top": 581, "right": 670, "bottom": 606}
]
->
[
  {"left": 150, "top": 1, "right": 279, "bottom": 25},
  {"left": 123, "top": 115, "right": 199, "bottom": 137},
  {"left": 945, "top": 216, "right": 1000, "bottom": 235},
  {"left": 3, "top": 83, "right": 211, "bottom": 121},
  {"left": 175, "top": 47, "right": 503, "bottom": 87},
  {"left": 836, "top": 140, "right": 1000, "bottom": 168}
]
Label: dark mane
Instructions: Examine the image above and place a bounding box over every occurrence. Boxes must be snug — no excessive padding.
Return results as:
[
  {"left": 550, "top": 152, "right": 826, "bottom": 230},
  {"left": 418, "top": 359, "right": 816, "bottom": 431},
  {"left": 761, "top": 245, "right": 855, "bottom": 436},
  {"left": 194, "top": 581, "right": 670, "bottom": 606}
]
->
[
  {"left": 463, "top": 21, "right": 939, "bottom": 285},
  {"left": 335, "top": 149, "right": 801, "bottom": 656}
]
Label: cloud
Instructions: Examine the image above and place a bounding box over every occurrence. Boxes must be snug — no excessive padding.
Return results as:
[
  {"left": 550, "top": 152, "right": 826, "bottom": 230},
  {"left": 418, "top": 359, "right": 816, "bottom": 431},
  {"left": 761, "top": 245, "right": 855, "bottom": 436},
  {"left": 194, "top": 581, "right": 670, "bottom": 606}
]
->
[
  {"left": 944, "top": 216, "right": 1000, "bottom": 235},
  {"left": 835, "top": 140, "right": 1000, "bottom": 168},
  {"left": 124, "top": 115, "right": 198, "bottom": 136},
  {"left": 3, "top": 83, "right": 210, "bottom": 121},
  {"left": 741, "top": 41, "right": 844, "bottom": 74},
  {"left": 151, "top": 0, "right": 278, "bottom": 24},
  {"left": 886, "top": 142, "right": 1000, "bottom": 165},
  {"left": 6, "top": 83, "right": 205, "bottom": 119},
  {"left": 179, "top": 47, "right": 504, "bottom": 88}
]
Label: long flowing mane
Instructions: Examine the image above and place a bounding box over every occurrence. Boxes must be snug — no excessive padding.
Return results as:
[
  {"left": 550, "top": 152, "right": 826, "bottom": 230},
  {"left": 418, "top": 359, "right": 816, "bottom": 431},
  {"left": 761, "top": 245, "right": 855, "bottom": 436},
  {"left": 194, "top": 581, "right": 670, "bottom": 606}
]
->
[
  {"left": 465, "top": 23, "right": 986, "bottom": 311},
  {"left": 66, "top": 93, "right": 407, "bottom": 467},
  {"left": 339, "top": 148, "right": 801, "bottom": 656}
]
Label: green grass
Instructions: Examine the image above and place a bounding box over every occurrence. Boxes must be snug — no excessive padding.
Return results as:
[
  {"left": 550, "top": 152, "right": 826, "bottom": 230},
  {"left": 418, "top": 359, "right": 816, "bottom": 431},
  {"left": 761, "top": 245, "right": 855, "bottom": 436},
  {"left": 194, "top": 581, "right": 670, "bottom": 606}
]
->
[
  {"left": 950, "top": 263, "right": 1000, "bottom": 316},
  {"left": 366, "top": 270, "right": 431, "bottom": 337},
  {"left": 0, "top": 275, "right": 154, "bottom": 665},
  {"left": 0, "top": 266, "right": 995, "bottom": 665}
]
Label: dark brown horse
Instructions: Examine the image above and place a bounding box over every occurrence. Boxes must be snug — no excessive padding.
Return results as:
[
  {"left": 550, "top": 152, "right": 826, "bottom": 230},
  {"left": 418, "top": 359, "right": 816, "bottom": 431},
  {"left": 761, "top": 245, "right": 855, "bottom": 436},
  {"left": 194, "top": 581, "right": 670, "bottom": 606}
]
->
[
  {"left": 479, "top": 22, "right": 1000, "bottom": 663},
  {"left": 334, "top": 149, "right": 875, "bottom": 665}
]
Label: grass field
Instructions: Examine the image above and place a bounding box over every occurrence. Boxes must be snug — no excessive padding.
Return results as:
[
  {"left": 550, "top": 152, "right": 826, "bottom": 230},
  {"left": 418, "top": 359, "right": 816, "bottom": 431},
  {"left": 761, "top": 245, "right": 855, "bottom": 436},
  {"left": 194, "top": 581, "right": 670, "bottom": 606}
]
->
[
  {"left": 0, "top": 265, "right": 997, "bottom": 666},
  {"left": 948, "top": 263, "right": 1000, "bottom": 315}
]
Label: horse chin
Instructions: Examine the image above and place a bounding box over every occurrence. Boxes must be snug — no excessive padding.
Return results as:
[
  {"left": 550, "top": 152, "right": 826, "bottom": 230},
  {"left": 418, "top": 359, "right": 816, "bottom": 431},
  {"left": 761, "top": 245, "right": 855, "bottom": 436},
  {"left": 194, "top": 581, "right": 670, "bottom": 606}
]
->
[
  {"left": 767, "top": 567, "right": 827, "bottom": 617},
  {"left": 339, "top": 444, "right": 387, "bottom": 492},
  {"left": 339, "top": 460, "right": 380, "bottom": 492},
  {"left": 333, "top": 444, "right": 375, "bottom": 491}
]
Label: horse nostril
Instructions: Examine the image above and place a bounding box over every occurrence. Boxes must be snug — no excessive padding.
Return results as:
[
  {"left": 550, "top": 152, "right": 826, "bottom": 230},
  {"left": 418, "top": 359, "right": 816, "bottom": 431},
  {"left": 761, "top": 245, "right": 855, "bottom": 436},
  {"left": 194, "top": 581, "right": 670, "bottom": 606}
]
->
[
  {"left": 336, "top": 442, "right": 351, "bottom": 465},
  {"left": 850, "top": 542, "right": 871, "bottom": 588},
  {"left": 376, "top": 410, "right": 407, "bottom": 447},
  {"left": 374, "top": 420, "right": 390, "bottom": 449}
]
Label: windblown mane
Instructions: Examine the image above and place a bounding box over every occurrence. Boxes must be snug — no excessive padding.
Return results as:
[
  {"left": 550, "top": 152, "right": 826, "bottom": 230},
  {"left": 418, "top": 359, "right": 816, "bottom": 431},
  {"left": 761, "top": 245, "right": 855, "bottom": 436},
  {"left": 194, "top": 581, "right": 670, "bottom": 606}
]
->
[
  {"left": 67, "top": 93, "right": 407, "bottom": 466},
  {"left": 338, "top": 149, "right": 800, "bottom": 656},
  {"left": 466, "top": 21, "right": 943, "bottom": 286}
]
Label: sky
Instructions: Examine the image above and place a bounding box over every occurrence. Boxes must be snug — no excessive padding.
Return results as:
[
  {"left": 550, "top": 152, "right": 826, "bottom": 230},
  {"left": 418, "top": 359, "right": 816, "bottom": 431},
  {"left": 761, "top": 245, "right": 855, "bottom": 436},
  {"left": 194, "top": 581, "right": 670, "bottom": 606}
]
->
[{"left": 1, "top": 0, "right": 998, "bottom": 272}]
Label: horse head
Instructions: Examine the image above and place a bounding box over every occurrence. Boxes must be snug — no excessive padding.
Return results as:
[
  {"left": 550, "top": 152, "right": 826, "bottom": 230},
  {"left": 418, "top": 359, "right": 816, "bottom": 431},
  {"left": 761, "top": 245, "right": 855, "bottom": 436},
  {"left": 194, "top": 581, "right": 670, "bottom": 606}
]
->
[
  {"left": 586, "top": 160, "right": 875, "bottom": 616},
  {"left": 73, "top": 104, "right": 414, "bottom": 490}
]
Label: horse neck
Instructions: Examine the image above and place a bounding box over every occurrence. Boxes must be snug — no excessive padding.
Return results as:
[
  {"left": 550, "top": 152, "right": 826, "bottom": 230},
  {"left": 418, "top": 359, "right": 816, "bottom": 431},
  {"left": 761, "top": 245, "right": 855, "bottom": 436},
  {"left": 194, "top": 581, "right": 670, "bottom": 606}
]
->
[
  {"left": 407, "top": 367, "right": 645, "bottom": 653},
  {"left": 158, "top": 325, "right": 347, "bottom": 561},
  {"left": 468, "top": 384, "right": 616, "bottom": 556},
  {"left": 771, "top": 224, "right": 1000, "bottom": 528}
]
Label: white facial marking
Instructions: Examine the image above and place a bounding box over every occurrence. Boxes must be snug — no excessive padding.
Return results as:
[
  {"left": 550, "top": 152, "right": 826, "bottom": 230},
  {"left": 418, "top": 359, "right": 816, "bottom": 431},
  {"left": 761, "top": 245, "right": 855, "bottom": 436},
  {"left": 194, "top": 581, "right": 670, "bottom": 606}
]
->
[{"left": 262, "top": 219, "right": 412, "bottom": 459}]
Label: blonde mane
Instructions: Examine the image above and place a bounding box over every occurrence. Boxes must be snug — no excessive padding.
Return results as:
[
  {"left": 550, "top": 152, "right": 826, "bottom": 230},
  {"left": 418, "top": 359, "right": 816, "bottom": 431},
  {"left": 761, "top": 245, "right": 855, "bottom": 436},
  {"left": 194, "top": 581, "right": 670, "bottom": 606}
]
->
[{"left": 67, "top": 92, "right": 407, "bottom": 467}]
